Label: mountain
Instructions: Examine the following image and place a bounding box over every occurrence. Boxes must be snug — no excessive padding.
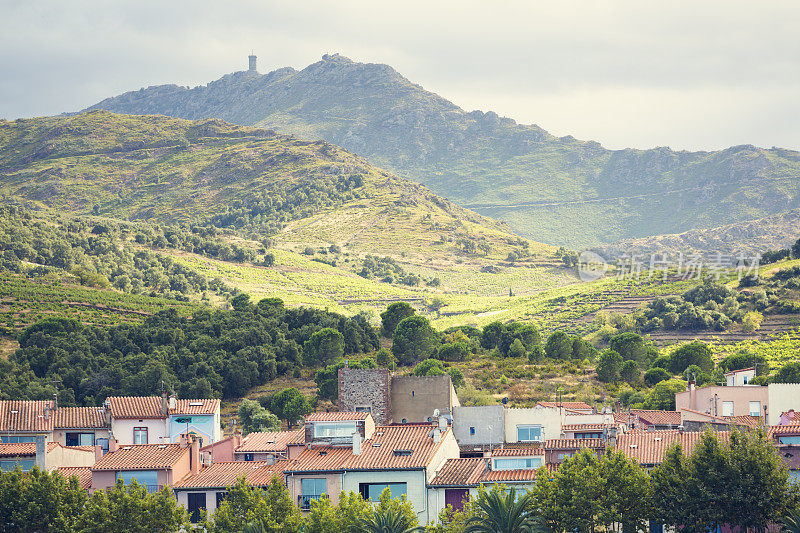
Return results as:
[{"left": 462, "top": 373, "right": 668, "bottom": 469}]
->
[
  {"left": 590, "top": 209, "right": 800, "bottom": 259},
  {"left": 84, "top": 53, "right": 800, "bottom": 250}
]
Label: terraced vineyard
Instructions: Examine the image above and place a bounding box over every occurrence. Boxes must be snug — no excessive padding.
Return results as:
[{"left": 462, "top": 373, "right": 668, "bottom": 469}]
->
[
  {"left": 647, "top": 314, "right": 800, "bottom": 346},
  {"left": 0, "top": 273, "right": 199, "bottom": 334}
]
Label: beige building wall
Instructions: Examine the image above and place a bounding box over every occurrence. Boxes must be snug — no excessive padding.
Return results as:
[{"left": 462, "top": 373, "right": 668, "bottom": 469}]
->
[
  {"left": 767, "top": 384, "right": 800, "bottom": 426},
  {"left": 51, "top": 428, "right": 111, "bottom": 446},
  {"left": 675, "top": 386, "right": 768, "bottom": 418},
  {"left": 111, "top": 418, "right": 168, "bottom": 445},
  {"left": 391, "top": 375, "right": 459, "bottom": 424},
  {"left": 343, "top": 469, "right": 429, "bottom": 521},
  {"left": 176, "top": 488, "right": 229, "bottom": 516},
  {"left": 426, "top": 431, "right": 460, "bottom": 483},
  {"left": 504, "top": 407, "right": 561, "bottom": 443},
  {"left": 46, "top": 446, "right": 97, "bottom": 469},
  {"left": 286, "top": 471, "right": 343, "bottom": 507}
]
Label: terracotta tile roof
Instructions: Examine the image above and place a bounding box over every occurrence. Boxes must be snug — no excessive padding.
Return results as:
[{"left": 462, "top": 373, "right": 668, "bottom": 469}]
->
[
  {"left": 479, "top": 468, "right": 541, "bottom": 483},
  {"left": 725, "top": 415, "right": 762, "bottom": 428},
  {"left": 492, "top": 446, "right": 544, "bottom": 457},
  {"left": 724, "top": 367, "right": 755, "bottom": 376},
  {"left": 630, "top": 410, "right": 681, "bottom": 427},
  {"left": 283, "top": 445, "right": 355, "bottom": 473},
  {"left": 0, "top": 442, "right": 72, "bottom": 457},
  {"left": 0, "top": 401, "right": 54, "bottom": 432},
  {"left": 173, "top": 460, "right": 290, "bottom": 489},
  {"left": 537, "top": 401, "right": 593, "bottom": 411},
  {"left": 616, "top": 430, "right": 731, "bottom": 465},
  {"left": 236, "top": 431, "right": 303, "bottom": 453},
  {"left": 545, "top": 438, "right": 605, "bottom": 450},
  {"left": 92, "top": 444, "right": 187, "bottom": 471},
  {"left": 429, "top": 458, "right": 486, "bottom": 487},
  {"left": 54, "top": 407, "right": 108, "bottom": 429},
  {"left": 285, "top": 425, "right": 449, "bottom": 473},
  {"left": 305, "top": 411, "right": 371, "bottom": 422},
  {"left": 107, "top": 397, "right": 164, "bottom": 419},
  {"left": 770, "top": 424, "right": 800, "bottom": 437},
  {"left": 562, "top": 423, "right": 617, "bottom": 432},
  {"left": 58, "top": 467, "right": 93, "bottom": 490},
  {"left": 170, "top": 399, "right": 220, "bottom": 415}
]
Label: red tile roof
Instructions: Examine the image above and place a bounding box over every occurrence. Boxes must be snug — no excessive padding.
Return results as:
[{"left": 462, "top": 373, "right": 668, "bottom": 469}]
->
[
  {"left": 537, "top": 401, "right": 593, "bottom": 411},
  {"left": 0, "top": 442, "right": 82, "bottom": 457},
  {"left": 54, "top": 407, "right": 108, "bottom": 429},
  {"left": 0, "top": 401, "right": 54, "bottom": 432},
  {"left": 725, "top": 415, "right": 762, "bottom": 428},
  {"left": 107, "top": 397, "right": 165, "bottom": 419},
  {"left": 616, "top": 430, "right": 731, "bottom": 465},
  {"left": 479, "top": 468, "right": 541, "bottom": 483},
  {"left": 173, "top": 460, "right": 289, "bottom": 489},
  {"left": 545, "top": 438, "right": 605, "bottom": 450},
  {"left": 770, "top": 424, "right": 800, "bottom": 437},
  {"left": 92, "top": 444, "right": 188, "bottom": 471},
  {"left": 58, "top": 467, "right": 93, "bottom": 490},
  {"left": 630, "top": 410, "right": 681, "bottom": 427},
  {"left": 236, "top": 431, "right": 303, "bottom": 453},
  {"left": 492, "top": 446, "right": 544, "bottom": 457},
  {"left": 429, "top": 458, "right": 486, "bottom": 487},
  {"left": 171, "top": 399, "right": 220, "bottom": 415},
  {"left": 562, "top": 423, "right": 617, "bottom": 432},
  {"left": 285, "top": 425, "right": 449, "bottom": 473},
  {"left": 305, "top": 411, "right": 371, "bottom": 422},
  {"left": 283, "top": 445, "right": 355, "bottom": 473}
]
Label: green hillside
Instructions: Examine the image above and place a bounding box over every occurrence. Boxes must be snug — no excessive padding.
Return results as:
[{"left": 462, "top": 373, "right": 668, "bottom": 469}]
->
[{"left": 86, "top": 54, "right": 800, "bottom": 249}]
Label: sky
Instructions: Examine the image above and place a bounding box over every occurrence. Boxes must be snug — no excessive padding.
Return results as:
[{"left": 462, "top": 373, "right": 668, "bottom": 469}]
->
[{"left": 1, "top": 0, "right": 799, "bottom": 151}]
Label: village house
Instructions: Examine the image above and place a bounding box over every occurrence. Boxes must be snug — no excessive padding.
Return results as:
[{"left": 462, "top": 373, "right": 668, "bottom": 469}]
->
[
  {"left": 90, "top": 433, "right": 202, "bottom": 493},
  {"left": 0, "top": 438, "right": 96, "bottom": 472},
  {"left": 675, "top": 381, "right": 800, "bottom": 425}
]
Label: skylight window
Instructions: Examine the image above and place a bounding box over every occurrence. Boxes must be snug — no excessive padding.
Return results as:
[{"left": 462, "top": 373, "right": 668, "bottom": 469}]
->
[
  {"left": 188, "top": 402, "right": 204, "bottom": 407},
  {"left": 393, "top": 449, "right": 412, "bottom": 456}
]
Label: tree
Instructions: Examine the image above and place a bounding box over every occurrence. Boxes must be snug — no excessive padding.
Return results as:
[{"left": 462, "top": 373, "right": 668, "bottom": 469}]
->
[
  {"left": 304, "top": 492, "right": 374, "bottom": 533},
  {"left": 499, "top": 323, "right": 542, "bottom": 356},
  {"left": 463, "top": 486, "right": 544, "bottom": 533},
  {"left": 0, "top": 467, "right": 87, "bottom": 532},
  {"left": 619, "top": 360, "right": 640, "bottom": 384},
  {"left": 213, "top": 477, "right": 302, "bottom": 533},
  {"left": 480, "top": 321, "right": 503, "bottom": 349},
  {"left": 667, "top": 341, "right": 714, "bottom": 374},
  {"left": 572, "top": 337, "right": 596, "bottom": 361},
  {"left": 77, "top": 479, "right": 187, "bottom": 533},
  {"left": 507, "top": 338, "right": 526, "bottom": 359},
  {"left": 358, "top": 507, "right": 422, "bottom": 533},
  {"left": 643, "top": 367, "right": 671, "bottom": 386},
  {"left": 644, "top": 379, "right": 685, "bottom": 410},
  {"left": 608, "top": 332, "right": 648, "bottom": 363},
  {"left": 238, "top": 399, "right": 279, "bottom": 435},
  {"left": 599, "top": 450, "right": 651, "bottom": 532},
  {"left": 448, "top": 367, "right": 466, "bottom": 389},
  {"left": 437, "top": 342, "right": 469, "bottom": 362},
  {"left": 375, "top": 348, "right": 396, "bottom": 368},
  {"left": 650, "top": 444, "right": 691, "bottom": 527},
  {"left": 304, "top": 328, "right": 345, "bottom": 366},
  {"left": 380, "top": 302, "right": 415, "bottom": 336},
  {"left": 267, "top": 388, "right": 312, "bottom": 428},
  {"left": 412, "top": 358, "right": 446, "bottom": 377},
  {"left": 793, "top": 237, "right": 800, "bottom": 259},
  {"left": 544, "top": 331, "right": 574, "bottom": 359},
  {"left": 392, "top": 316, "right": 439, "bottom": 366},
  {"left": 595, "top": 350, "right": 623, "bottom": 383},
  {"left": 774, "top": 361, "right": 800, "bottom": 383}
]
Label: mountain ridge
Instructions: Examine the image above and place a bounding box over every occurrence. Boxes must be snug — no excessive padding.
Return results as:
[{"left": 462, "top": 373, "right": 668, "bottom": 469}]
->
[{"left": 84, "top": 54, "right": 800, "bottom": 249}]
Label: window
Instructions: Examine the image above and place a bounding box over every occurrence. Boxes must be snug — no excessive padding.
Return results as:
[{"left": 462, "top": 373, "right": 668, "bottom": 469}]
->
[
  {"left": 314, "top": 422, "right": 357, "bottom": 439},
  {"left": 243, "top": 453, "right": 254, "bottom": 462},
  {"left": 355, "top": 406, "right": 372, "bottom": 413},
  {"left": 300, "top": 478, "right": 327, "bottom": 509},
  {"left": 574, "top": 432, "right": 602, "bottom": 439},
  {"left": 0, "top": 436, "right": 36, "bottom": 443},
  {"left": 215, "top": 491, "right": 228, "bottom": 509},
  {"left": 516, "top": 425, "right": 542, "bottom": 442},
  {"left": 780, "top": 436, "right": 800, "bottom": 445},
  {"left": 0, "top": 459, "right": 35, "bottom": 472},
  {"left": 749, "top": 401, "right": 761, "bottom": 417},
  {"left": 722, "top": 401, "right": 734, "bottom": 417},
  {"left": 174, "top": 417, "right": 192, "bottom": 424},
  {"left": 393, "top": 449, "right": 413, "bottom": 456},
  {"left": 187, "top": 492, "right": 206, "bottom": 523},
  {"left": 133, "top": 427, "right": 148, "bottom": 445},
  {"left": 96, "top": 438, "right": 109, "bottom": 454},
  {"left": 743, "top": 376, "right": 749, "bottom": 384},
  {"left": 66, "top": 432, "right": 95, "bottom": 446},
  {"left": 469, "top": 427, "right": 476, "bottom": 436},
  {"left": 557, "top": 452, "right": 574, "bottom": 460},
  {"left": 117, "top": 470, "right": 158, "bottom": 492},
  {"left": 358, "top": 482, "right": 407, "bottom": 502},
  {"left": 494, "top": 457, "right": 542, "bottom": 470}
]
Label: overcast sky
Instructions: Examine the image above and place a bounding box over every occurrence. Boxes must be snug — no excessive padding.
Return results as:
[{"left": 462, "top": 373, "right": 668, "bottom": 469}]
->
[{"left": 2, "top": 0, "right": 799, "bottom": 151}]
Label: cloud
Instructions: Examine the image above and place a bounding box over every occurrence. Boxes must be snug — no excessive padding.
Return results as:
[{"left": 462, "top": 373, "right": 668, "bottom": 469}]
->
[{"left": 1, "top": 0, "right": 799, "bottom": 150}]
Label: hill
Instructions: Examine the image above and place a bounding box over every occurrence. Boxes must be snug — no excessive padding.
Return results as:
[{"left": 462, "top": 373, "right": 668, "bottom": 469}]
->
[{"left": 85, "top": 54, "right": 800, "bottom": 250}]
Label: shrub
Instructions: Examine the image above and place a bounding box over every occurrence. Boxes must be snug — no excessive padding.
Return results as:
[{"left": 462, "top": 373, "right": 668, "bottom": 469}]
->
[{"left": 643, "top": 367, "right": 671, "bottom": 386}]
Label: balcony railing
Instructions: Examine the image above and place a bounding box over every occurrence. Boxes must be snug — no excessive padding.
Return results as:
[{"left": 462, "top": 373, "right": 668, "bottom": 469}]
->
[{"left": 298, "top": 494, "right": 324, "bottom": 511}]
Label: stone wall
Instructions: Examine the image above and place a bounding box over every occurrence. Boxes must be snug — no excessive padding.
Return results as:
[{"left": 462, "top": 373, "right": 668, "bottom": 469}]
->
[{"left": 338, "top": 368, "right": 390, "bottom": 425}]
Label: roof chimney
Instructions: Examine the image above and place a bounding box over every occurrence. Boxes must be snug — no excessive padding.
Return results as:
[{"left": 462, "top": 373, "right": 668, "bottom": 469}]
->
[
  {"left": 189, "top": 434, "right": 200, "bottom": 476},
  {"left": 53, "top": 393, "right": 58, "bottom": 411},
  {"left": 352, "top": 432, "right": 362, "bottom": 456},
  {"left": 161, "top": 390, "right": 169, "bottom": 416},
  {"left": 169, "top": 395, "right": 177, "bottom": 411},
  {"left": 109, "top": 438, "right": 118, "bottom": 453},
  {"left": 35, "top": 435, "right": 47, "bottom": 471},
  {"left": 432, "top": 428, "right": 441, "bottom": 443}
]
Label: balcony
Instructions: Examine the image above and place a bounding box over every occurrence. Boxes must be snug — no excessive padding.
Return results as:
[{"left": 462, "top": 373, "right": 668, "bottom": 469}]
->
[{"left": 298, "top": 494, "right": 324, "bottom": 511}]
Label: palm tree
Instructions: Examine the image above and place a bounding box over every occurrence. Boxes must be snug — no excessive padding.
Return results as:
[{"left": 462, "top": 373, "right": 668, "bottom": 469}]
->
[
  {"left": 243, "top": 520, "right": 267, "bottom": 533},
  {"left": 358, "top": 507, "right": 424, "bottom": 533},
  {"left": 783, "top": 508, "right": 800, "bottom": 533},
  {"left": 464, "top": 487, "right": 550, "bottom": 533}
]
